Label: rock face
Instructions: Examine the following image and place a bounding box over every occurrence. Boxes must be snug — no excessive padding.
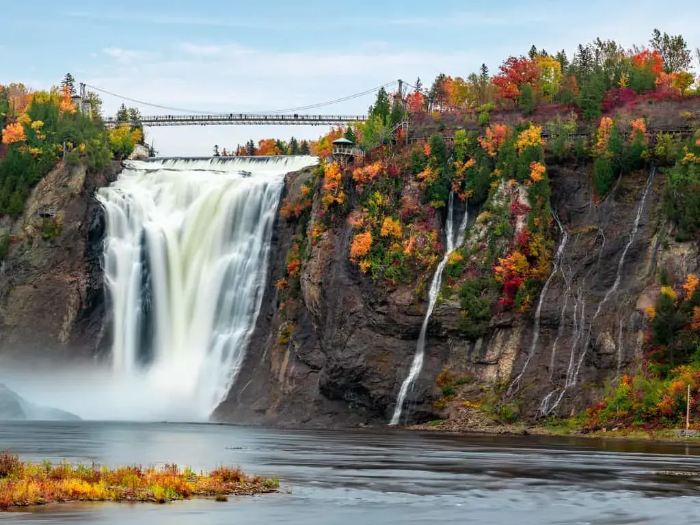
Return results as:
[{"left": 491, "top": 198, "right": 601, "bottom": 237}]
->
[
  {"left": 0, "top": 384, "right": 80, "bottom": 421},
  {"left": 0, "top": 161, "right": 120, "bottom": 365},
  {"left": 214, "top": 160, "right": 692, "bottom": 427}
]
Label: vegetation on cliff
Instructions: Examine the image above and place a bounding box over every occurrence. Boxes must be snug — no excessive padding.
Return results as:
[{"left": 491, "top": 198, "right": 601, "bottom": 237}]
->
[
  {"left": 0, "top": 75, "right": 144, "bottom": 217},
  {"left": 0, "top": 451, "right": 277, "bottom": 508}
]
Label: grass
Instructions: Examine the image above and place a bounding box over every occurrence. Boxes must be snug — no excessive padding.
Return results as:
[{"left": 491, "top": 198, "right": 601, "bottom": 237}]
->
[{"left": 0, "top": 451, "right": 279, "bottom": 509}]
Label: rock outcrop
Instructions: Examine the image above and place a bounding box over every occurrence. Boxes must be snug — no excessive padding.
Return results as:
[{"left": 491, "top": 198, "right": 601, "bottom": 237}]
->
[{"left": 0, "top": 160, "right": 120, "bottom": 365}]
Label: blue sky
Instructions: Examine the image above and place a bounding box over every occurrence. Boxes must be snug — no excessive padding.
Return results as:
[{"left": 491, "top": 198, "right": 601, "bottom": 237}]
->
[{"left": 1, "top": 0, "right": 699, "bottom": 155}]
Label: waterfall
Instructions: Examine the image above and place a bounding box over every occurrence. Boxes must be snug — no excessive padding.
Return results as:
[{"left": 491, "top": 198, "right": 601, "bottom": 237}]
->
[
  {"left": 390, "top": 193, "right": 469, "bottom": 426},
  {"left": 539, "top": 167, "right": 655, "bottom": 416},
  {"left": 98, "top": 156, "right": 318, "bottom": 419},
  {"left": 507, "top": 211, "right": 569, "bottom": 396}
]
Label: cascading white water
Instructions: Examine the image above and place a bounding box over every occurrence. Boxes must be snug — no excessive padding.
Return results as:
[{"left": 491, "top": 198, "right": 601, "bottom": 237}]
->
[
  {"left": 507, "top": 211, "right": 569, "bottom": 395},
  {"left": 539, "top": 167, "right": 655, "bottom": 416},
  {"left": 390, "top": 193, "right": 469, "bottom": 426},
  {"left": 98, "top": 156, "right": 318, "bottom": 420}
]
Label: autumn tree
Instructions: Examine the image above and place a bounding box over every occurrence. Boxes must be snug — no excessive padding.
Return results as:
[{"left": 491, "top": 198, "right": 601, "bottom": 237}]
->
[
  {"left": 492, "top": 56, "right": 541, "bottom": 102},
  {"left": 1, "top": 122, "right": 27, "bottom": 145},
  {"left": 650, "top": 29, "right": 692, "bottom": 73}
]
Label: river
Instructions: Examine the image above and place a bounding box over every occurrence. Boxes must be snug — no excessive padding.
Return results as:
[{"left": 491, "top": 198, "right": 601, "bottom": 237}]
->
[{"left": 0, "top": 422, "right": 699, "bottom": 524}]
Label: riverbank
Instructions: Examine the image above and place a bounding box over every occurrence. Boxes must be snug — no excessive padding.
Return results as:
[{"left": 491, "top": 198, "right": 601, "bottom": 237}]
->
[
  {"left": 0, "top": 452, "right": 278, "bottom": 509},
  {"left": 410, "top": 405, "right": 700, "bottom": 443}
]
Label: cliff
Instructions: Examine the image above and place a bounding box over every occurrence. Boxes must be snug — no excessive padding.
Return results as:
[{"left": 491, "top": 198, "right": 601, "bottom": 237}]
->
[
  {"left": 0, "top": 160, "right": 120, "bottom": 366},
  {"left": 213, "top": 150, "right": 696, "bottom": 428}
]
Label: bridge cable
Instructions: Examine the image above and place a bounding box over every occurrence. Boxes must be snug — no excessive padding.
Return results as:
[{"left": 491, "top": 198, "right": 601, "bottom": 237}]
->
[{"left": 84, "top": 81, "right": 398, "bottom": 116}]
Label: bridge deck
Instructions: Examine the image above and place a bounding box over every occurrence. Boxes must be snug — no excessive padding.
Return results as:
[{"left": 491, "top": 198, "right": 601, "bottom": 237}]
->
[{"left": 105, "top": 114, "right": 368, "bottom": 127}]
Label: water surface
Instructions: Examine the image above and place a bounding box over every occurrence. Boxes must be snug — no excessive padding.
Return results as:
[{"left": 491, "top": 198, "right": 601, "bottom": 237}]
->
[{"left": 1, "top": 422, "right": 700, "bottom": 524}]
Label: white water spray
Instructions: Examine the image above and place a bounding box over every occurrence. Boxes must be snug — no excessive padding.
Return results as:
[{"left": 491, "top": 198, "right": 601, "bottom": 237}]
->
[
  {"left": 98, "top": 156, "right": 318, "bottom": 419},
  {"left": 390, "top": 193, "right": 469, "bottom": 425}
]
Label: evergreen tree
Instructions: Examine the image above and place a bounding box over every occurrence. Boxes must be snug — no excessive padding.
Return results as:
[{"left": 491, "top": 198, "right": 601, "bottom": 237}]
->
[
  {"left": 213, "top": 145, "right": 220, "bottom": 157},
  {"left": 343, "top": 127, "right": 357, "bottom": 144},
  {"left": 128, "top": 108, "right": 143, "bottom": 138},
  {"left": 368, "top": 87, "right": 391, "bottom": 122},
  {"left": 577, "top": 71, "right": 606, "bottom": 119},
  {"left": 245, "top": 139, "right": 256, "bottom": 156},
  {"left": 85, "top": 91, "right": 102, "bottom": 120},
  {"left": 556, "top": 50, "right": 569, "bottom": 72},
  {"left": 116, "top": 104, "right": 129, "bottom": 123},
  {"left": 289, "top": 137, "right": 299, "bottom": 155},
  {"left": 299, "top": 140, "right": 310, "bottom": 155},
  {"left": 61, "top": 73, "right": 76, "bottom": 96},
  {"left": 518, "top": 83, "right": 535, "bottom": 115},
  {"left": 414, "top": 77, "right": 423, "bottom": 93},
  {"left": 389, "top": 101, "right": 405, "bottom": 127},
  {"left": 528, "top": 45, "right": 539, "bottom": 59},
  {"left": 275, "top": 139, "right": 286, "bottom": 155}
]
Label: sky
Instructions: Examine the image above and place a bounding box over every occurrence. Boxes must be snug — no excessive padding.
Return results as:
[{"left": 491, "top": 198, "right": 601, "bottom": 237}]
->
[{"left": 1, "top": 0, "right": 700, "bottom": 156}]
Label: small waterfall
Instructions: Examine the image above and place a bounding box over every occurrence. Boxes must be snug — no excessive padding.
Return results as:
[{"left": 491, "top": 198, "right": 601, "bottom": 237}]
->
[
  {"left": 508, "top": 211, "right": 568, "bottom": 395},
  {"left": 390, "top": 193, "right": 468, "bottom": 425},
  {"left": 539, "top": 167, "right": 655, "bottom": 416},
  {"left": 98, "top": 156, "right": 318, "bottom": 419}
]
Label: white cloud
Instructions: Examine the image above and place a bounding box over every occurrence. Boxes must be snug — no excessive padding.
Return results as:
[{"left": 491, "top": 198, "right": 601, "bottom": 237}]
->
[
  {"left": 179, "top": 43, "right": 225, "bottom": 57},
  {"left": 102, "top": 48, "right": 156, "bottom": 65}
]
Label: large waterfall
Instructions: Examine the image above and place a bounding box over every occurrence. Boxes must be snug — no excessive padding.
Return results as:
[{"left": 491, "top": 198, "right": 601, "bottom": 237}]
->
[{"left": 98, "top": 156, "right": 318, "bottom": 420}]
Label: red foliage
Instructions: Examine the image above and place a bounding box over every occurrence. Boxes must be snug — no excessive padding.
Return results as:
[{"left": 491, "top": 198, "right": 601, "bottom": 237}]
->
[
  {"left": 492, "top": 56, "right": 541, "bottom": 100},
  {"left": 509, "top": 201, "right": 531, "bottom": 216},
  {"left": 406, "top": 91, "right": 425, "bottom": 113},
  {"left": 601, "top": 88, "right": 638, "bottom": 112}
]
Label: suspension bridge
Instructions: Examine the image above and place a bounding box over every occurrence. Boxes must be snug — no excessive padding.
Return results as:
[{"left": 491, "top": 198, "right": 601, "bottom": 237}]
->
[{"left": 82, "top": 80, "right": 408, "bottom": 128}]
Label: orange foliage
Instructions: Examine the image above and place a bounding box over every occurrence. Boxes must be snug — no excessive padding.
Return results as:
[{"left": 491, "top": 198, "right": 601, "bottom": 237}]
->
[
  {"left": 1, "top": 122, "right": 26, "bottom": 145},
  {"left": 529, "top": 161, "right": 546, "bottom": 183},
  {"left": 692, "top": 306, "right": 700, "bottom": 331},
  {"left": 352, "top": 162, "right": 382, "bottom": 186},
  {"left": 311, "top": 126, "right": 345, "bottom": 158},
  {"left": 632, "top": 50, "right": 664, "bottom": 76},
  {"left": 682, "top": 273, "right": 699, "bottom": 299},
  {"left": 479, "top": 124, "right": 511, "bottom": 157},
  {"left": 350, "top": 231, "right": 372, "bottom": 262},
  {"left": 58, "top": 85, "right": 76, "bottom": 115},
  {"left": 406, "top": 91, "right": 425, "bottom": 113},
  {"left": 645, "top": 306, "right": 656, "bottom": 320},
  {"left": 257, "top": 138, "right": 283, "bottom": 156},
  {"left": 321, "top": 162, "right": 345, "bottom": 209},
  {"left": 493, "top": 251, "right": 530, "bottom": 284}
]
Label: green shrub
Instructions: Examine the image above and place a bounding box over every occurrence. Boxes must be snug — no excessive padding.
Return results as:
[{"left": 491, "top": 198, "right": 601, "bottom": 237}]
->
[
  {"left": 478, "top": 111, "right": 490, "bottom": 126},
  {"left": 40, "top": 218, "right": 62, "bottom": 241}
]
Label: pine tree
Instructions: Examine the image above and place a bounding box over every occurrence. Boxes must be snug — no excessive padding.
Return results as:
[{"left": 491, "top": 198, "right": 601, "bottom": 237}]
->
[
  {"left": 61, "top": 73, "right": 76, "bottom": 97},
  {"left": 368, "top": 87, "right": 391, "bottom": 122},
  {"left": 528, "top": 45, "right": 538, "bottom": 59},
  {"left": 299, "top": 140, "right": 310, "bottom": 155},
  {"left": 289, "top": 137, "right": 299, "bottom": 155},
  {"left": 519, "top": 83, "right": 535, "bottom": 115},
  {"left": 245, "top": 139, "right": 256, "bottom": 156},
  {"left": 344, "top": 126, "right": 357, "bottom": 144},
  {"left": 116, "top": 104, "right": 129, "bottom": 123},
  {"left": 213, "top": 145, "right": 220, "bottom": 156}
]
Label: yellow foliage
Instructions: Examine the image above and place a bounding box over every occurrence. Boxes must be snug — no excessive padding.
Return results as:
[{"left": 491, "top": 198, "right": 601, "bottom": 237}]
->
[
  {"left": 494, "top": 251, "right": 529, "bottom": 283},
  {"left": 447, "top": 252, "right": 463, "bottom": 266},
  {"left": 645, "top": 306, "right": 656, "bottom": 320},
  {"left": 131, "top": 127, "right": 143, "bottom": 144},
  {"left": 380, "top": 217, "right": 402, "bottom": 238},
  {"left": 515, "top": 125, "right": 544, "bottom": 154},
  {"left": 661, "top": 286, "right": 678, "bottom": 302},
  {"left": 595, "top": 117, "right": 614, "bottom": 156},
  {"left": 359, "top": 260, "right": 372, "bottom": 274}
]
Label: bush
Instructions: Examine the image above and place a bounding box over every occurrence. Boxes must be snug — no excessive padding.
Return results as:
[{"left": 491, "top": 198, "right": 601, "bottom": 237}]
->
[
  {"left": 40, "top": 218, "right": 62, "bottom": 241},
  {"left": 478, "top": 111, "right": 490, "bottom": 126},
  {"left": 0, "top": 233, "right": 9, "bottom": 262}
]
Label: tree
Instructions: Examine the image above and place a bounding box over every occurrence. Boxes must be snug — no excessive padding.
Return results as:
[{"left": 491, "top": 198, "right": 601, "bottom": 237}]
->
[
  {"left": 289, "top": 136, "right": 299, "bottom": 155},
  {"left": 128, "top": 108, "right": 143, "bottom": 133},
  {"left": 213, "top": 145, "right": 220, "bottom": 156},
  {"left": 528, "top": 45, "right": 538, "bottom": 59},
  {"left": 389, "top": 100, "right": 405, "bottom": 127},
  {"left": 518, "top": 83, "right": 535, "bottom": 115},
  {"left": 61, "top": 73, "right": 76, "bottom": 97},
  {"left": 492, "top": 56, "right": 541, "bottom": 101},
  {"left": 343, "top": 126, "right": 357, "bottom": 144},
  {"left": 536, "top": 55, "right": 562, "bottom": 101},
  {"left": 1, "top": 122, "right": 26, "bottom": 145},
  {"left": 299, "top": 141, "right": 310, "bottom": 155},
  {"left": 555, "top": 50, "right": 569, "bottom": 72},
  {"left": 245, "top": 139, "right": 256, "bottom": 156},
  {"left": 85, "top": 91, "right": 102, "bottom": 119},
  {"left": 116, "top": 104, "right": 129, "bottom": 123},
  {"left": 650, "top": 29, "right": 692, "bottom": 73},
  {"left": 368, "top": 87, "right": 391, "bottom": 122}
]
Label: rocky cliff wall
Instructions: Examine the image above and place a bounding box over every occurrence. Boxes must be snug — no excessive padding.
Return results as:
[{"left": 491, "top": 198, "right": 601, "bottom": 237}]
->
[
  {"left": 0, "top": 161, "right": 120, "bottom": 366},
  {"left": 214, "top": 160, "right": 696, "bottom": 427}
]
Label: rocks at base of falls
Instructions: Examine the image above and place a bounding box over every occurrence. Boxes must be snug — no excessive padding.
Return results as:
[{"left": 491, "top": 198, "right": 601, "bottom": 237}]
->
[{"left": 0, "top": 384, "right": 80, "bottom": 421}]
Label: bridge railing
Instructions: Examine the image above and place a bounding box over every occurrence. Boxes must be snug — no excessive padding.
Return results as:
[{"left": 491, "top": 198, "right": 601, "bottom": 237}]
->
[
  {"left": 333, "top": 147, "right": 365, "bottom": 157},
  {"left": 104, "top": 113, "right": 368, "bottom": 127}
]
